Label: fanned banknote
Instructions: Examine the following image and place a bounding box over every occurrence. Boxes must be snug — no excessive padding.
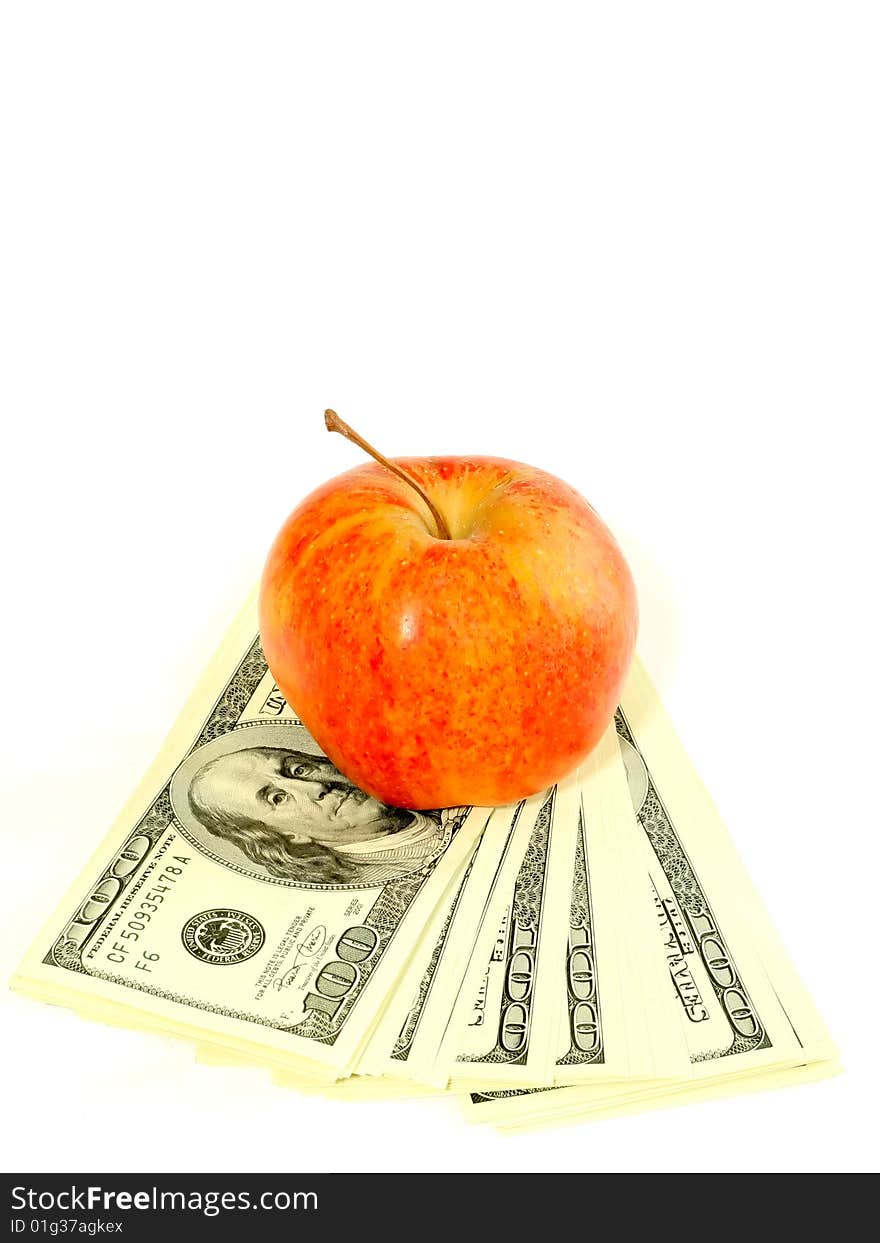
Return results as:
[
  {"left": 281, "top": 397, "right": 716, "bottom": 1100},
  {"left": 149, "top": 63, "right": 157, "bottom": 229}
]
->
[
  {"left": 12, "top": 597, "right": 496, "bottom": 1080},
  {"left": 462, "top": 658, "right": 838, "bottom": 1126},
  {"left": 355, "top": 799, "right": 533, "bottom": 1084},
  {"left": 13, "top": 600, "right": 836, "bottom": 1126},
  {"left": 550, "top": 726, "right": 689, "bottom": 1085}
]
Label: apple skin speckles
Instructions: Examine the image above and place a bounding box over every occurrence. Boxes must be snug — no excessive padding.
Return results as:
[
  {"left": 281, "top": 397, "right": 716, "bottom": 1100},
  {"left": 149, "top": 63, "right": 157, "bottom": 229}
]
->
[{"left": 259, "top": 456, "right": 637, "bottom": 810}]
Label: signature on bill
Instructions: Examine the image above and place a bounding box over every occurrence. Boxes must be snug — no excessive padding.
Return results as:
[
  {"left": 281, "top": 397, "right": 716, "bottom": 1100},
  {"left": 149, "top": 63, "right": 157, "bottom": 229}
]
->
[{"left": 273, "top": 925, "right": 328, "bottom": 991}]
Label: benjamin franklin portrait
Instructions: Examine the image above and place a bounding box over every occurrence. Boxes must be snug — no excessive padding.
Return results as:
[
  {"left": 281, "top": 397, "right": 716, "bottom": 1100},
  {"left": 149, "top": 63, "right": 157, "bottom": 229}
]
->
[{"left": 169, "top": 724, "right": 451, "bottom": 888}]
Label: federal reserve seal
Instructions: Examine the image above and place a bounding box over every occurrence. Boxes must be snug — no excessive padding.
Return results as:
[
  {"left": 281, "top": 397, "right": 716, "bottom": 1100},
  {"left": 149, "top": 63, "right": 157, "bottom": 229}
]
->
[{"left": 182, "top": 909, "right": 265, "bottom": 965}]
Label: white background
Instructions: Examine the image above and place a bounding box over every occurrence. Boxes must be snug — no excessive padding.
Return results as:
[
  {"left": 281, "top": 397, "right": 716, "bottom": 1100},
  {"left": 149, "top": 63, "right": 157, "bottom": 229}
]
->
[{"left": 1, "top": 3, "right": 877, "bottom": 1175}]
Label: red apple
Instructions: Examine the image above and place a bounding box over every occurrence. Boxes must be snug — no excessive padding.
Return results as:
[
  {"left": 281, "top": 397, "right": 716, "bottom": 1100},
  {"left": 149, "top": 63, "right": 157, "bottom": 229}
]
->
[{"left": 259, "top": 422, "right": 637, "bottom": 809}]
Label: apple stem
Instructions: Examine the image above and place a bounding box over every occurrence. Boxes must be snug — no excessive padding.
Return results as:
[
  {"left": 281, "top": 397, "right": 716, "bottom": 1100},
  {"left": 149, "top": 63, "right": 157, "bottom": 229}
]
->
[{"left": 324, "top": 409, "right": 453, "bottom": 540}]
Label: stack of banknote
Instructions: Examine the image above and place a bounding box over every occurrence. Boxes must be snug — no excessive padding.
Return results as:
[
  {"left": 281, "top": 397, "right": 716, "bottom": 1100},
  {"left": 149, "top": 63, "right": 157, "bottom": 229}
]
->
[{"left": 13, "top": 597, "right": 838, "bottom": 1128}]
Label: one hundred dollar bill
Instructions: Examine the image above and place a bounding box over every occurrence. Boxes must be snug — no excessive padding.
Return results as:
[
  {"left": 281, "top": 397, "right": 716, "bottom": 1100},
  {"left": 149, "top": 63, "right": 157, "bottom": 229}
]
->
[
  {"left": 551, "top": 726, "right": 689, "bottom": 1085},
  {"left": 436, "top": 772, "right": 582, "bottom": 1088},
  {"left": 464, "top": 658, "right": 837, "bottom": 1124},
  {"left": 356, "top": 797, "right": 535, "bottom": 1085},
  {"left": 12, "top": 597, "right": 494, "bottom": 1079}
]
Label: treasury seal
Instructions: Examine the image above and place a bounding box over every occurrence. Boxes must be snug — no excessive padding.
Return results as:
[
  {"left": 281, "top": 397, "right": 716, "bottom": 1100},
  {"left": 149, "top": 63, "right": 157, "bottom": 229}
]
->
[{"left": 182, "top": 909, "right": 265, "bottom": 965}]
